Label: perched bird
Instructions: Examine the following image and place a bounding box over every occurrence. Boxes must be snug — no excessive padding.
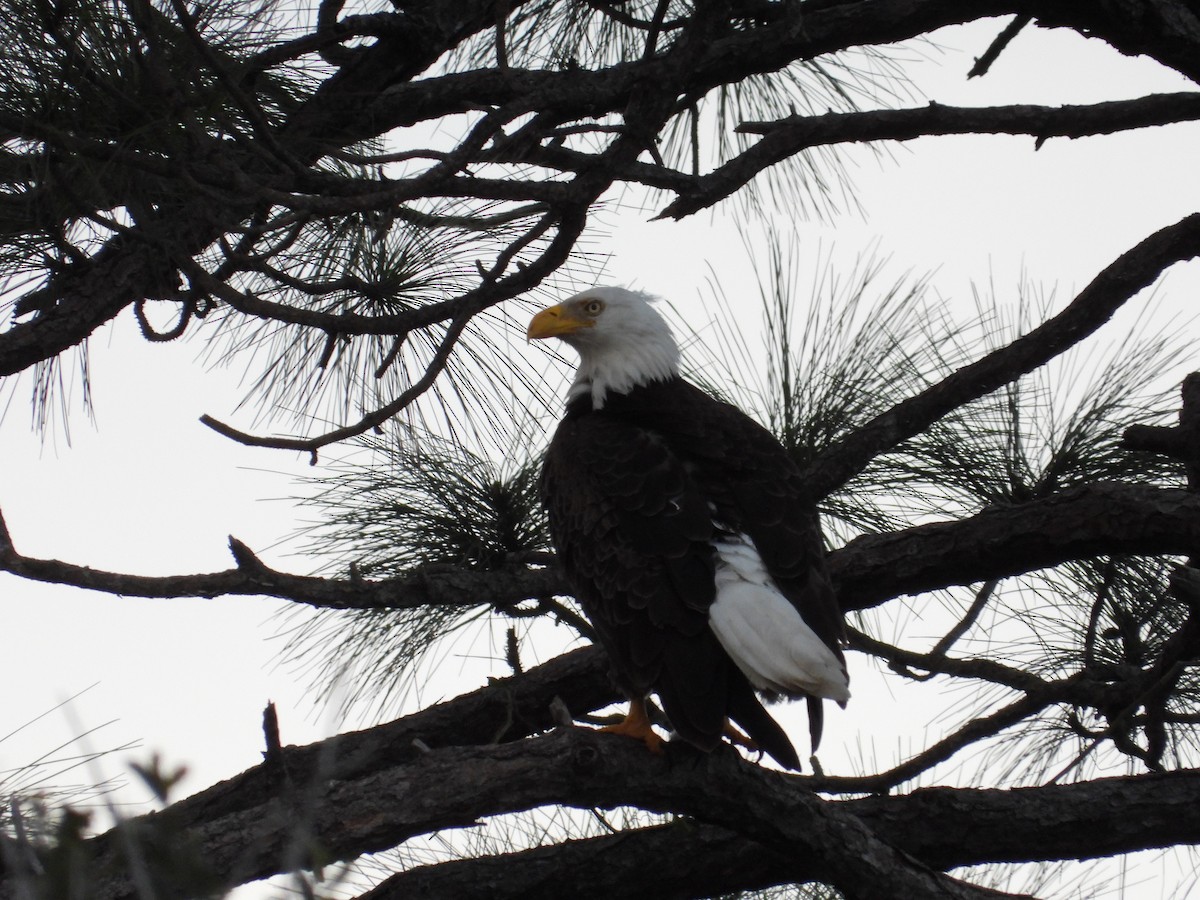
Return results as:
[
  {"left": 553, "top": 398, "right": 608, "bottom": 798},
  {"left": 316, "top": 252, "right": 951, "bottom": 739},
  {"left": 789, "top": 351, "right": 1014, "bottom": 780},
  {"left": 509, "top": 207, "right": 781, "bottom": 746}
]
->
[{"left": 529, "top": 286, "right": 849, "bottom": 770}]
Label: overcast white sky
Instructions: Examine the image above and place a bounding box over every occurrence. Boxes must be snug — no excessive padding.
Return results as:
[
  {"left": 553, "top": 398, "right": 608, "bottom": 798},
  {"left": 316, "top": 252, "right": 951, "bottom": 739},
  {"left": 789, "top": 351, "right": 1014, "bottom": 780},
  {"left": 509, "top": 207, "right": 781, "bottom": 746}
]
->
[{"left": 2, "top": 17, "right": 1199, "bottom": 898}]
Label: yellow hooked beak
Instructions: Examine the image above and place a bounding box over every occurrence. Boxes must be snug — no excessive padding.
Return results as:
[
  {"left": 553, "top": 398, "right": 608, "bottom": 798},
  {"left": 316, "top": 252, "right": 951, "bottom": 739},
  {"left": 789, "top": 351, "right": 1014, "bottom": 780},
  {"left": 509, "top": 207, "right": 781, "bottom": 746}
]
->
[{"left": 527, "top": 302, "right": 594, "bottom": 341}]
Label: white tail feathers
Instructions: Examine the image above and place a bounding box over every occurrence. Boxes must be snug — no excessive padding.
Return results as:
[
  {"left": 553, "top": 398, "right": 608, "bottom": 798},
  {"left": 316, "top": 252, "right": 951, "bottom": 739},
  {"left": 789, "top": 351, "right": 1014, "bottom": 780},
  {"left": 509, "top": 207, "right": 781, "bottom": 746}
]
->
[{"left": 708, "top": 534, "right": 850, "bottom": 703}]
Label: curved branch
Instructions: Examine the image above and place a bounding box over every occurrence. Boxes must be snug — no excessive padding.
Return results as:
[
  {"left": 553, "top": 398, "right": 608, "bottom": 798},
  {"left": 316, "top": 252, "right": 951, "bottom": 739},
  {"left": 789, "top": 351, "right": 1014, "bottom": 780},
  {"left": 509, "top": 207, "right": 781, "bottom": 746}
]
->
[
  {"left": 658, "top": 92, "right": 1200, "bottom": 219},
  {"left": 804, "top": 213, "right": 1200, "bottom": 497},
  {"left": 822, "top": 690, "right": 1051, "bottom": 795},
  {"left": 828, "top": 627, "right": 1164, "bottom": 793},
  {"left": 0, "top": 228, "right": 204, "bottom": 377},
  {"left": 356, "top": 766, "right": 1200, "bottom": 900},
  {"left": 12, "top": 726, "right": 1200, "bottom": 900},
  {"left": 199, "top": 309, "right": 474, "bottom": 458},
  {"left": 197, "top": 202, "right": 585, "bottom": 454}
]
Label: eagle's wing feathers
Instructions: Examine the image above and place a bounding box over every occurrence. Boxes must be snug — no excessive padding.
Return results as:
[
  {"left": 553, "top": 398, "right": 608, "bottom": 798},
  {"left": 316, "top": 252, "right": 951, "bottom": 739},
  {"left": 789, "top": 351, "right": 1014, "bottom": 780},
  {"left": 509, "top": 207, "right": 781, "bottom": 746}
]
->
[
  {"left": 542, "top": 411, "right": 730, "bottom": 747},
  {"left": 654, "top": 384, "right": 848, "bottom": 658},
  {"left": 607, "top": 381, "right": 848, "bottom": 754}
]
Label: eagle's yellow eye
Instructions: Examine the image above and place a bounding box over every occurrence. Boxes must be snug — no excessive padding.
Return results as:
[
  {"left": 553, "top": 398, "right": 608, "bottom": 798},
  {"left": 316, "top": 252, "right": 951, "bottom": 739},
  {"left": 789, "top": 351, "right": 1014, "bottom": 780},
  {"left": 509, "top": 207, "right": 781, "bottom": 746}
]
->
[{"left": 583, "top": 299, "right": 604, "bottom": 316}]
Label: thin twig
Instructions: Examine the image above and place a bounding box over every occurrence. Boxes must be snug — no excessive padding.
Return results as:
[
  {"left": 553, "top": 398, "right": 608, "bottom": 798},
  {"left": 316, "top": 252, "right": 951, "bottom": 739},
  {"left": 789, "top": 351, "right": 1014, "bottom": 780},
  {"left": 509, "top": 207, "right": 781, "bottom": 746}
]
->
[{"left": 968, "top": 14, "right": 1032, "bottom": 79}]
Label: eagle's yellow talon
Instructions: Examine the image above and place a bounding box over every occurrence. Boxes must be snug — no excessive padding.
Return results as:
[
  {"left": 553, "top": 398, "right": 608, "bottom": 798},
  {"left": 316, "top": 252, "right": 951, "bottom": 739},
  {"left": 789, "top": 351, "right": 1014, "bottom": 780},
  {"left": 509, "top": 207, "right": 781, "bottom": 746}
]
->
[{"left": 599, "top": 699, "right": 664, "bottom": 754}]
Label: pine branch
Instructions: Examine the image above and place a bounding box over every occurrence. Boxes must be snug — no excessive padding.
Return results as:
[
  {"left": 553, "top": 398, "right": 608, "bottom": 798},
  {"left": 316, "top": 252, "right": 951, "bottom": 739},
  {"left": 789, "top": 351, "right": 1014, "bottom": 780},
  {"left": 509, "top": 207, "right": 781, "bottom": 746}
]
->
[
  {"left": 11, "top": 725, "right": 1200, "bottom": 900},
  {"left": 0, "top": 521, "right": 566, "bottom": 610},
  {"left": 6, "top": 0, "right": 1198, "bottom": 451},
  {"left": 0, "top": 0, "right": 1063, "bottom": 380},
  {"left": 832, "top": 482, "right": 1200, "bottom": 612},
  {"left": 4, "top": 483, "right": 1199, "bottom": 613},
  {"left": 657, "top": 93, "right": 1200, "bottom": 218},
  {"left": 804, "top": 213, "right": 1200, "bottom": 497},
  {"left": 354, "top": 767, "right": 1200, "bottom": 900}
]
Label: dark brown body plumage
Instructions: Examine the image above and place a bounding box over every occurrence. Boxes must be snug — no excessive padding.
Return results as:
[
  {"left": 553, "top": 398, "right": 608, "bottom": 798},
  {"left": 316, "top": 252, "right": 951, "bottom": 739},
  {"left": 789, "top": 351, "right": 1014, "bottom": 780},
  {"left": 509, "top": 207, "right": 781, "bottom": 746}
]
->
[{"left": 541, "top": 376, "right": 845, "bottom": 769}]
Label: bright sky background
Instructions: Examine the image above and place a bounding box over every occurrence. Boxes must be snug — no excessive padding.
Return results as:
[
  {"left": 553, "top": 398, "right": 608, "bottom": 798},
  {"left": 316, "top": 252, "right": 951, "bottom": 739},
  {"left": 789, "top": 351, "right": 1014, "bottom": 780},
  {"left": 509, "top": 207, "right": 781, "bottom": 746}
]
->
[{"left": 2, "top": 17, "right": 1199, "bottom": 899}]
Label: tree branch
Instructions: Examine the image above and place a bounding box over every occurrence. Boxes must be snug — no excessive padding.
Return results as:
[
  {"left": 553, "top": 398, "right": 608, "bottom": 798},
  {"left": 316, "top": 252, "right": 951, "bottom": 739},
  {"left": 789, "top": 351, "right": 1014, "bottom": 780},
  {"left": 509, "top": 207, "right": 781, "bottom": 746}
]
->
[
  {"left": 199, "top": 308, "right": 475, "bottom": 459},
  {"left": 0, "top": 522, "right": 565, "bottom": 611},
  {"left": 1034, "top": 0, "right": 1200, "bottom": 84},
  {"left": 0, "top": 0, "right": 1021, "bottom": 379},
  {"left": 832, "top": 482, "right": 1200, "bottom": 612},
  {"left": 3, "top": 483, "right": 1198, "bottom": 615},
  {"left": 804, "top": 213, "right": 1200, "bottom": 497},
  {"left": 658, "top": 93, "right": 1200, "bottom": 218},
  {"left": 0, "top": 0, "right": 530, "bottom": 376},
  {"left": 355, "top": 766, "right": 1200, "bottom": 900},
  {"left": 968, "top": 13, "right": 1032, "bottom": 78},
  {"left": 10, "top": 725, "right": 1200, "bottom": 900},
  {"left": 117, "top": 646, "right": 614, "bottom": 837},
  {"left": 196, "top": 203, "right": 587, "bottom": 455}
]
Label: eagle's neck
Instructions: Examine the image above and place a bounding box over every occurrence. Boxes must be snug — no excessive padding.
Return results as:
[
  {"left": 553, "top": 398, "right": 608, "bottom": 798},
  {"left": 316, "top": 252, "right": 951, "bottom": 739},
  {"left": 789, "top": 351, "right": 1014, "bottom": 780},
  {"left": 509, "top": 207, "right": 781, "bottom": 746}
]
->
[{"left": 566, "top": 340, "right": 680, "bottom": 410}]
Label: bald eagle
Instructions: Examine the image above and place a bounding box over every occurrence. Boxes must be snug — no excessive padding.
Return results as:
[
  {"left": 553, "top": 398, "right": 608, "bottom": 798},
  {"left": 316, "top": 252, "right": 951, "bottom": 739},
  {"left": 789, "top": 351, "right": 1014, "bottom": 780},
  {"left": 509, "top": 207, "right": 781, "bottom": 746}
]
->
[{"left": 529, "top": 286, "right": 849, "bottom": 770}]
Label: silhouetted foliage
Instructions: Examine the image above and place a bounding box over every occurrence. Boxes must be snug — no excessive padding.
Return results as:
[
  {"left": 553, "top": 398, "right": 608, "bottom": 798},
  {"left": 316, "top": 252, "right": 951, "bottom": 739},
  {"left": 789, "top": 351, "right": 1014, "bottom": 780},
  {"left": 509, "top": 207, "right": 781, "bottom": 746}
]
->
[{"left": 4, "top": 2, "right": 1200, "bottom": 898}]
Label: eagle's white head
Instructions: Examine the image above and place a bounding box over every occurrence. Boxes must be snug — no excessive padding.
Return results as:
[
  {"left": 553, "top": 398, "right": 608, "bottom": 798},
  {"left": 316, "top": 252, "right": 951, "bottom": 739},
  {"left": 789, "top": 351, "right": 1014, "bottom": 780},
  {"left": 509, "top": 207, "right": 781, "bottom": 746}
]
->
[{"left": 527, "top": 286, "right": 680, "bottom": 408}]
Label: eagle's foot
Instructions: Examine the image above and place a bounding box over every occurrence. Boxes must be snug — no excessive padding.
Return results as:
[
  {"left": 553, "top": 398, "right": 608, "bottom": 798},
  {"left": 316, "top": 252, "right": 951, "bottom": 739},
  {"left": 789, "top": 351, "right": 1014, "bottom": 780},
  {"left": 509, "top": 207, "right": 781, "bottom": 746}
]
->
[
  {"left": 723, "top": 721, "right": 761, "bottom": 756},
  {"left": 600, "top": 699, "right": 664, "bottom": 755}
]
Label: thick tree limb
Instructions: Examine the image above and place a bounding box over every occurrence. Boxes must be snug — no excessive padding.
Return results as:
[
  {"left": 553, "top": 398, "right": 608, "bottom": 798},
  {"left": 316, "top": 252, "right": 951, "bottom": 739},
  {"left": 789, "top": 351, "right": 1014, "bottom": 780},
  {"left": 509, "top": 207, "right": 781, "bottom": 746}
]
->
[
  {"left": 0, "top": 646, "right": 612, "bottom": 895},
  {"left": 1035, "top": 0, "right": 1200, "bottom": 84},
  {"left": 351, "top": 0, "right": 1016, "bottom": 143},
  {"left": 1124, "top": 372, "right": 1200, "bottom": 489},
  {"left": 358, "top": 822, "right": 792, "bottom": 900},
  {"left": 489, "top": 91, "right": 1200, "bottom": 209},
  {"left": 832, "top": 482, "right": 1200, "bottom": 611},
  {"left": 126, "top": 646, "right": 616, "bottom": 837},
  {"left": 356, "top": 766, "right": 1200, "bottom": 900},
  {"left": 8, "top": 726, "right": 1200, "bottom": 900}
]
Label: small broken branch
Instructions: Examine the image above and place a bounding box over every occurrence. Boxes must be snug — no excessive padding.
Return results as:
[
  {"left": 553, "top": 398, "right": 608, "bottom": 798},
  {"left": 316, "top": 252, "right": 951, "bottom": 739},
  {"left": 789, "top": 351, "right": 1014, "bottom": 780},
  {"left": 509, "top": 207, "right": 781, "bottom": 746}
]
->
[{"left": 968, "top": 14, "right": 1032, "bottom": 79}]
